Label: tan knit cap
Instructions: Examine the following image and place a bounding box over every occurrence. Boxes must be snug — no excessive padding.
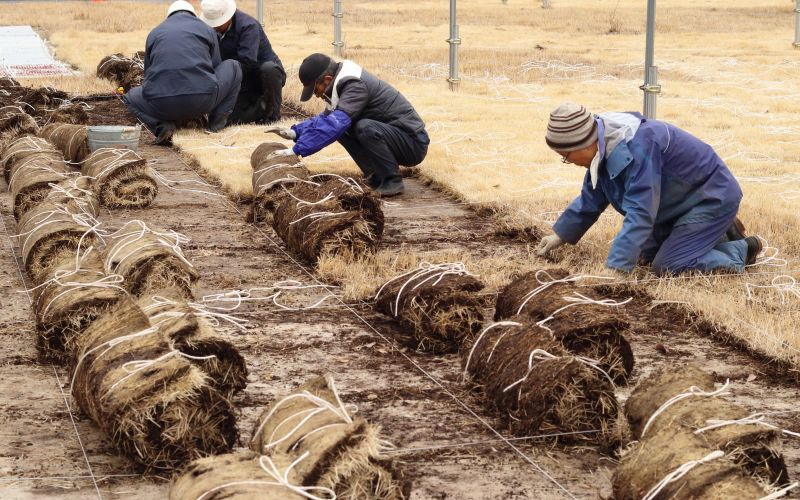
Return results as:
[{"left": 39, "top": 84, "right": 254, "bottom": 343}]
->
[{"left": 545, "top": 102, "right": 598, "bottom": 152}]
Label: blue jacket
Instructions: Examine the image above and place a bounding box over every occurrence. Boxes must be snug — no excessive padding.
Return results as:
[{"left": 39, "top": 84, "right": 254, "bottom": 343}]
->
[
  {"left": 142, "top": 11, "right": 221, "bottom": 100},
  {"left": 219, "top": 10, "right": 283, "bottom": 94},
  {"left": 552, "top": 113, "right": 742, "bottom": 272}
]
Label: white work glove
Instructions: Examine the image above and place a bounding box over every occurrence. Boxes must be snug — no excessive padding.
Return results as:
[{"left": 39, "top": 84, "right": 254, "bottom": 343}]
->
[
  {"left": 266, "top": 148, "right": 296, "bottom": 160},
  {"left": 264, "top": 126, "right": 296, "bottom": 140},
  {"left": 536, "top": 234, "right": 564, "bottom": 257}
]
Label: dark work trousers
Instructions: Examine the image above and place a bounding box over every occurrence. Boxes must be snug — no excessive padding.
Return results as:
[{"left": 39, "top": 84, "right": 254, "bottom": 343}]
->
[
  {"left": 229, "top": 61, "right": 285, "bottom": 124},
  {"left": 124, "top": 59, "right": 241, "bottom": 135},
  {"left": 337, "top": 119, "right": 429, "bottom": 183},
  {"left": 639, "top": 206, "right": 748, "bottom": 276}
]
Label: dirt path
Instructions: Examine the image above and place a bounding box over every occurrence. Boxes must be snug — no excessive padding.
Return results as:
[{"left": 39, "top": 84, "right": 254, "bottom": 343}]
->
[{"left": 1, "top": 141, "right": 798, "bottom": 499}]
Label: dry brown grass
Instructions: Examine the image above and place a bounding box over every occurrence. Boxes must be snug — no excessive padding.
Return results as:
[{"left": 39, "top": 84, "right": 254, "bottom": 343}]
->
[{"left": 5, "top": 0, "right": 799, "bottom": 367}]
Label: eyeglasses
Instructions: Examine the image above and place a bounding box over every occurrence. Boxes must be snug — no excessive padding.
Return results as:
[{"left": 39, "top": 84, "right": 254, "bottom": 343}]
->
[{"left": 560, "top": 152, "right": 573, "bottom": 164}]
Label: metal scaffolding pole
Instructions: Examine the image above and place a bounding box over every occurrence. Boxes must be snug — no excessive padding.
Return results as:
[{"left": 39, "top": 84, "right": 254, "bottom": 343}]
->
[
  {"left": 794, "top": 0, "right": 800, "bottom": 47},
  {"left": 256, "top": 0, "right": 264, "bottom": 27},
  {"left": 447, "top": 0, "right": 460, "bottom": 91},
  {"left": 640, "top": 0, "right": 660, "bottom": 118},
  {"left": 541, "top": 0, "right": 551, "bottom": 9},
  {"left": 333, "top": 0, "right": 343, "bottom": 57}
]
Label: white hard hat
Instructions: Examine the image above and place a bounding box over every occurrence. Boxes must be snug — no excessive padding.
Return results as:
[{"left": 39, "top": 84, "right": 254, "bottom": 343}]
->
[
  {"left": 200, "top": 0, "right": 237, "bottom": 28},
  {"left": 167, "top": 0, "right": 197, "bottom": 17}
]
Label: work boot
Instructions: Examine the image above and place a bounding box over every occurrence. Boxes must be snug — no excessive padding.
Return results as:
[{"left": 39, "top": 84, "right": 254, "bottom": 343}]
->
[
  {"left": 726, "top": 217, "right": 747, "bottom": 241},
  {"left": 744, "top": 236, "right": 763, "bottom": 265},
  {"left": 363, "top": 173, "right": 380, "bottom": 189},
  {"left": 375, "top": 175, "right": 405, "bottom": 197},
  {"left": 152, "top": 121, "right": 175, "bottom": 146},
  {"left": 206, "top": 112, "right": 231, "bottom": 133}
]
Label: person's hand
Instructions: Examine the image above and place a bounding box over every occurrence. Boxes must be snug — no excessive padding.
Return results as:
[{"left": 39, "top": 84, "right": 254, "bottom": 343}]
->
[
  {"left": 264, "top": 126, "right": 296, "bottom": 140},
  {"left": 266, "top": 148, "right": 295, "bottom": 160},
  {"left": 536, "top": 234, "right": 564, "bottom": 257}
]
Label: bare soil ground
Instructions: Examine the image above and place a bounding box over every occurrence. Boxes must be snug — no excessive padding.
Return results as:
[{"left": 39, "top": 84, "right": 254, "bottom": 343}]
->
[{"left": 1, "top": 140, "right": 798, "bottom": 499}]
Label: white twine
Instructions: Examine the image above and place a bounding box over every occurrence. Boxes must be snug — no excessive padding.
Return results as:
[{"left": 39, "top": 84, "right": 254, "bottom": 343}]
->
[
  {"left": 536, "top": 292, "right": 633, "bottom": 331},
  {"left": 195, "top": 453, "right": 336, "bottom": 500},
  {"left": 143, "top": 295, "right": 248, "bottom": 331},
  {"left": 759, "top": 482, "right": 800, "bottom": 500},
  {"left": 308, "top": 173, "right": 364, "bottom": 194},
  {"left": 462, "top": 321, "right": 522, "bottom": 381},
  {"left": 515, "top": 270, "right": 615, "bottom": 315},
  {"left": 747, "top": 238, "right": 788, "bottom": 268},
  {"left": 147, "top": 167, "right": 225, "bottom": 198},
  {"left": 375, "top": 262, "right": 476, "bottom": 317},
  {"left": 200, "top": 280, "right": 341, "bottom": 313},
  {"left": 694, "top": 412, "right": 800, "bottom": 438},
  {"left": 105, "top": 349, "right": 216, "bottom": 394},
  {"left": 288, "top": 211, "right": 348, "bottom": 226},
  {"left": 641, "top": 380, "right": 731, "bottom": 438},
  {"left": 502, "top": 348, "right": 616, "bottom": 394},
  {"left": 642, "top": 450, "right": 725, "bottom": 500},
  {"left": 745, "top": 275, "right": 800, "bottom": 304},
  {"left": 104, "top": 220, "right": 193, "bottom": 274}
]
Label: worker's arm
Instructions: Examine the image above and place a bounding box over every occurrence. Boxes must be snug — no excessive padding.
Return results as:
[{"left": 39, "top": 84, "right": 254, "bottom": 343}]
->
[
  {"left": 209, "top": 28, "right": 222, "bottom": 67},
  {"left": 290, "top": 110, "right": 352, "bottom": 157},
  {"left": 552, "top": 172, "right": 610, "bottom": 245},
  {"left": 606, "top": 143, "right": 662, "bottom": 272}
]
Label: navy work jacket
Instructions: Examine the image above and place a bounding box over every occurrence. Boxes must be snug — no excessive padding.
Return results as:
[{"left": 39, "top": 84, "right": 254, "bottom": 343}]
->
[
  {"left": 142, "top": 11, "right": 221, "bottom": 100},
  {"left": 219, "top": 10, "right": 283, "bottom": 93},
  {"left": 552, "top": 113, "right": 743, "bottom": 272}
]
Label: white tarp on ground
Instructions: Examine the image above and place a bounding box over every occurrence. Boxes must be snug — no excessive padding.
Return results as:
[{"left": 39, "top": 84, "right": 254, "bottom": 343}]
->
[{"left": 0, "top": 25, "right": 72, "bottom": 78}]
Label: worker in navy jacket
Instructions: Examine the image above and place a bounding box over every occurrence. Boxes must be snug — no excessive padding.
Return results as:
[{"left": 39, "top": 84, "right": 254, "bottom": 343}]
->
[
  {"left": 537, "top": 102, "right": 762, "bottom": 276},
  {"left": 265, "top": 53, "right": 429, "bottom": 197},
  {"left": 200, "top": 0, "right": 285, "bottom": 124},
  {"left": 123, "top": 0, "right": 242, "bottom": 145}
]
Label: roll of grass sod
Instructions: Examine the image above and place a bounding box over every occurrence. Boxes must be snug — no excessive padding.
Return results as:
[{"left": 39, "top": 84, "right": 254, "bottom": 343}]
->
[
  {"left": 38, "top": 122, "right": 90, "bottom": 165},
  {"left": 613, "top": 426, "right": 769, "bottom": 500},
  {"left": 71, "top": 295, "right": 238, "bottom": 471},
  {"left": 272, "top": 176, "right": 384, "bottom": 263},
  {"left": 0, "top": 106, "right": 38, "bottom": 152},
  {"left": 626, "top": 365, "right": 789, "bottom": 485},
  {"left": 47, "top": 103, "right": 90, "bottom": 126},
  {"left": 250, "top": 141, "right": 309, "bottom": 224},
  {"left": 32, "top": 249, "right": 126, "bottom": 363},
  {"left": 104, "top": 221, "right": 198, "bottom": 299},
  {"left": 96, "top": 53, "right": 144, "bottom": 92},
  {"left": 82, "top": 148, "right": 158, "bottom": 209},
  {"left": 462, "top": 320, "right": 619, "bottom": 447},
  {"left": 1, "top": 135, "right": 63, "bottom": 182},
  {"left": 145, "top": 302, "right": 248, "bottom": 399},
  {"left": 169, "top": 450, "right": 307, "bottom": 500},
  {"left": 494, "top": 267, "right": 599, "bottom": 321},
  {"left": 375, "top": 263, "right": 486, "bottom": 353},
  {"left": 8, "top": 149, "right": 71, "bottom": 220},
  {"left": 250, "top": 375, "right": 407, "bottom": 499},
  {"left": 17, "top": 199, "right": 98, "bottom": 282}
]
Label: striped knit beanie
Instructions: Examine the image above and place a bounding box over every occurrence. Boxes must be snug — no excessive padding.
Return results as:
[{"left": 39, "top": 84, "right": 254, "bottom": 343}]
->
[{"left": 545, "top": 103, "right": 598, "bottom": 152}]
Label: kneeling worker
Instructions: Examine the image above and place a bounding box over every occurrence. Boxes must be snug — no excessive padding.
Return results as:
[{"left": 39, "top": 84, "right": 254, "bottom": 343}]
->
[
  {"left": 124, "top": 0, "right": 242, "bottom": 144},
  {"left": 537, "top": 102, "right": 762, "bottom": 276},
  {"left": 266, "top": 53, "right": 430, "bottom": 196},
  {"left": 200, "top": 0, "right": 285, "bottom": 124}
]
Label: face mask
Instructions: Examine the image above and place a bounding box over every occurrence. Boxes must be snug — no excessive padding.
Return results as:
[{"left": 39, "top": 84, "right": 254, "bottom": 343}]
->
[{"left": 589, "top": 149, "right": 601, "bottom": 189}]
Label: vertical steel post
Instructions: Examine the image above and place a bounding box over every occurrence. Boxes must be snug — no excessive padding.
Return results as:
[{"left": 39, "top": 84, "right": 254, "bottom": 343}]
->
[
  {"left": 333, "top": 0, "right": 343, "bottom": 57},
  {"left": 641, "top": 0, "right": 660, "bottom": 118},
  {"left": 447, "top": 0, "right": 460, "bottom": 91},
  {"left": 794, "top": 0, "right": 800, "bottom": 47},
  {"left": 256, "top": 0, "right": 264, "bottom": 27},
  {"left": 541, "top": 0, "right": 551, "bottom": 9}
]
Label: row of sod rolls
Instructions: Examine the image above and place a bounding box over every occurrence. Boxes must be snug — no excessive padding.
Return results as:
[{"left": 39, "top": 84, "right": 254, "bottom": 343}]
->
[
  {"left": 170, "top": 375, "right": 408, "bottom": 500},
  {"left": 0, "top": 122, "right": 244, "bottom": 470},
  {"left": 250, "top": 141, "right": 385, "bottom": 263}
]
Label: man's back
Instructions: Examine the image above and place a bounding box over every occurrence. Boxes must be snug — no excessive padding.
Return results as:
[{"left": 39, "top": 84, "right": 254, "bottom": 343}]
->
[
  {"left": 218, "top": 10, "right": 282, "bottom": 91},
  {"left": 144, "top": 12, "right": 220, "bottom": 100}
]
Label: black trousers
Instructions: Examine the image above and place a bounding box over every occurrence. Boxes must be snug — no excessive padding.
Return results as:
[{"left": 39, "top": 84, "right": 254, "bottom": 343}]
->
[
  {"left": 229, "top": 61, "right": 285, "bottom": 125},
  {"left": 337, "top": 119, "right": 429, "bottom": 183}
]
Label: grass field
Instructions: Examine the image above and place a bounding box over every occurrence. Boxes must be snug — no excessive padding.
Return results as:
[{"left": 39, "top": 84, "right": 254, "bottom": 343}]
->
[{"left": 6, "top": 0, "right": 800, "bottom": 368}]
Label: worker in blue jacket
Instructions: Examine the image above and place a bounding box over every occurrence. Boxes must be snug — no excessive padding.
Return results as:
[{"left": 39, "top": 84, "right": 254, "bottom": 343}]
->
[
  {"left": 123, "top": 0, "right": 242, "bottom": 145},
  {"left": 536, "top": 102, "right": 762, "bottom": 276},
  {"left": 265, "top": 53, "right": 430, "bottom": 197},
  {"left": 200, "top": 0, "right": 285, "bottom": 124}
]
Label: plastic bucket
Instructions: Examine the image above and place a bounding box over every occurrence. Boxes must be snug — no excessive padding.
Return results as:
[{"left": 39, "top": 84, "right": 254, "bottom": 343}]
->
[{"left": 87, "top": 125, "right": 141, "bottom": 152}]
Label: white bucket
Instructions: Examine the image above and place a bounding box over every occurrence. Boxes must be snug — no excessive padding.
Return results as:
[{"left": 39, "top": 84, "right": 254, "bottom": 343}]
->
[{"left": 87, "top": 125, "right": 141, "bottom": 152}]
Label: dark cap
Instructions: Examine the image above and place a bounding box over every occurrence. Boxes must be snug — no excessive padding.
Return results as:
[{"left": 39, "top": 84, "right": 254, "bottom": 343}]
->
[{"left": 299, "top": 53, "right": 333, "bottom": 102}]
